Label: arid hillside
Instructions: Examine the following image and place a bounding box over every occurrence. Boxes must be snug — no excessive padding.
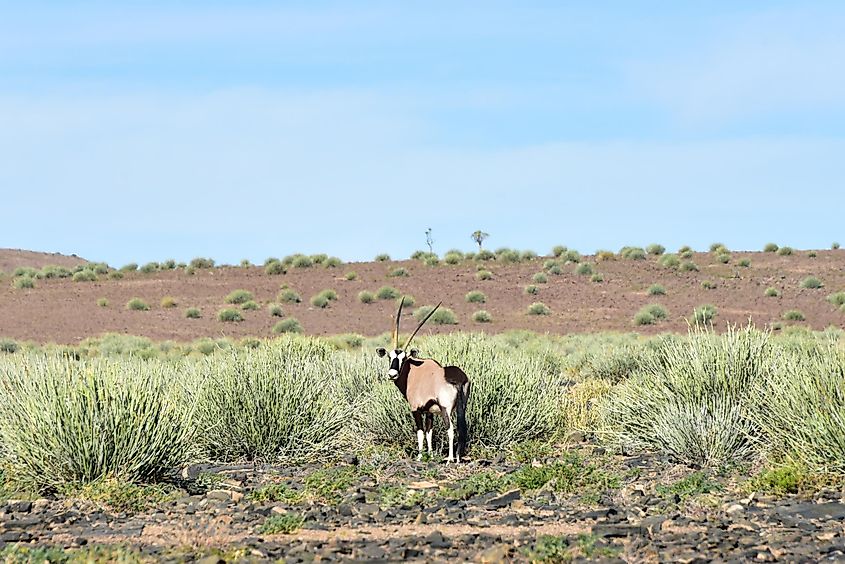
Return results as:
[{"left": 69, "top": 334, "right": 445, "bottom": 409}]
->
[
  {"left": 0, "top": 248, "right": 87, "bottom": 273},
  {"left": 1, "top": 247, "right": 844, "bottom": 344}
]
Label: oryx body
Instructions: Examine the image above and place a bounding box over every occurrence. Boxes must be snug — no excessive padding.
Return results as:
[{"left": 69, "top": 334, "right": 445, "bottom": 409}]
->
[{"left": 377, "top": 300, "right": 470, "bottom": 462}]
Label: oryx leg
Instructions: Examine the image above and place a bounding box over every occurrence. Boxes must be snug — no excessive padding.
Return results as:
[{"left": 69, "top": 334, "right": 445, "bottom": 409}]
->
[
  {"left": 424, "top": 413, "right": 434, "bottom": 455},
  {"left": 439, "top": 406, "right": 455, "bottom": 463},
  {"left": 413, "top": 411, "right": 425, "bottom": 460}
]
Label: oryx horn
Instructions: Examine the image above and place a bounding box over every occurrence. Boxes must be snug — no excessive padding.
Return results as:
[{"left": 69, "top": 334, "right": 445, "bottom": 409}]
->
[
  {"left": 403, "top": 301, "right": 441, "bottom": 351},
  {"left": 392, "top": 296, "right": 406, "bottom": 350}
]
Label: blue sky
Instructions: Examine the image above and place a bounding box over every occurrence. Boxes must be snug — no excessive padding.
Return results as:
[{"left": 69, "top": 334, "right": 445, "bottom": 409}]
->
[{"left": 2, "top": 2, "right": 844, "bottom": 266}]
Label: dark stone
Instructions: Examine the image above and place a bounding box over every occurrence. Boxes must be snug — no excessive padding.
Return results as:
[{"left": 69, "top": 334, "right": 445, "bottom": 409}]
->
[
  {"left": 778, "top": 502, "right": 845, "bottom": 521},
  {"left": 337, "top": 504, "right": 353, "bottom": 517},
  {"left": 356, "top": 503, "right": 379, "bottom": 517},
  {"left": 1, "top": 531, "right": 32, "bottom": 542},
  {"left": 639, "top": 515, "right": 667, "bottom": 536},
  {"left": 344, "top": 454, "right": 359, "bottom": 466},
  {"left": 592, "top": 523, "right": 642, "bottom": 538},
  {"left": 425, "top": 530, "right": 452, "bottom": 549},
  {"left": 356, "top": 544, "right": 386, "bottom": 559},
  {"left": 6, "top": 500, "right": 32, "bottom": 513},
  {"left": 486, "top": 490, "right": 520, "bottom": 509}
]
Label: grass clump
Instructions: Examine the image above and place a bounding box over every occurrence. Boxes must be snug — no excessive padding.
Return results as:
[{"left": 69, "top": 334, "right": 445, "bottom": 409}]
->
[
  {"left": 765, "top": 287, "right": 781, "bottom": 298},
  {"left": 185, "top": 307, "right": 201, "bottom": 319},
  {"left": 268, "top": 303, "right": 284, "bottom": 317},
  {"left": 737, "top": 258, "right": 751, "bottom": 267},
  {"left": 388, "top": 267, "right": 409, "bottom": 278},
  {"left": 376, "top": 286, "right": 400, "bottom": 300},
  {"left": 472, "top": 310, "right": 492, "bottom": 323},
  {"left": 701, "top": 280, "right": 716, "bottom": 290},
  {"left": 680, "top": 261, "right": 699, "bottom": 272},
  {"left": 633, "top": 310, "right": 655, "bottom": 326},
  {"left": 344, "top": 271, "right": 357, "bottom": 281},
  {"left": 591, "top": 273, "right": 604, "bottom": 283},
  {"left": 715, "top": 253, "right": 731, "bottom": 264},
  {"left": 12, "top": 277, "right": 35, "bottom": 289},
  {"left": 527, "top": 302, "right": 550, "bottom": 316},
  {"left": 120, "top": 263, "right": 138, "bottom": 272},
  {"left": 189, "top": 257, "right": 215, "bottom": 269},
  {"left": 97, "top": 298, "right": 109, "bottom": 307},
  {"left": 126, "top": 298, "right": 150, "bottom": 311},
  {"left": 374, "top": 253, "right": 390, "bottom": 262},
  {"left": 241, "top": 300, "right": 260, "bottom": 311},
  {"left": 258, "top": 512, "right": 304, "bottom": 535},
  {"left": 358, "top": 291, "right": 375, "bottom": 304},
  {"left": 619, "top": 246, "right": 646, "bottom": 260},
  {"left": 764, "top": 243, "right": 779, "bottom": 252},
  {"left": 265, "top": 261, "right": 286, "bottom": 275},
  {"left": 827, "top": 291, "right": 845, "bottom": 307},
  {"left": 648, "top": 284, "right": 666, "bottom": 296},
  {"left": 595, "top": 250, "right": 615, "bottom": 262},
  {"left": 532, "top": 272, "right": 548, "bottom": 284},
  {"left": 310, "top": 294, "right": 329, "bottom": 308},
  {"left": 62, "top": 479, "right": 176, "bottom": 514},
  {"left": 782, "top": 310, "right": 805, "bottom": 321},
  {"left": 800, "top": 276, "right": 823, "bottom": 289},
  {"left": 777, "top": 246, "right": 794, "bottom": 256},
  {"left": 656, "top": 471, "right": 722, "bottom": 502},
  {"left": 225, "top": 289, "right": 254, "bottom": 304},
  {"left": 524, "top": 285, "right": 539, "bottom": 295},
  {"left": 691, "top": 304, "right": 717, "bottom": 325},
  {"left": 272, "top": 318, "right": 302, "bottom": 334},
  {"left": 290, "top": 255, "right": 313, "bottom": 268},
  {"left": 278, "top": 289, "right": 302, "bottom": 304},
  {"left": 833, "top": 242, "right": 841, "bottom": 250},
  {"left": 413, "top": 306, "right": 458, "bottom": 325},
  {"left": 575, "top": 263, "right": 593, "bottom": 276},
  {"left": 217, "top": 308, "right": 244, "bottom": 322},
  {"left": 659, "top": 254, "right": 680, "bottom": 269},
  {"left": 72, "top": 270, "right": 98, "bottom": 282},
  {"left": 476, "top": 270, "right": 493, "bottom": 281},
  {"left": 465, "top": 291, "right": 487, "bottom": 304},
  {"left": 646, "top": 243, "right": 665, "bottom": 255},
  {"left": 160, "top": 296, "right": 177, "bottom": 308}
]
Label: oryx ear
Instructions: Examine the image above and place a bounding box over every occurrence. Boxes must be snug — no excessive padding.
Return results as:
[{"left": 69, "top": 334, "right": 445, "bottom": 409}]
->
[
  {"left": 409, "top": 348, "right": 420, "bottom": 358},
  {"left": 376, "top": 347, "right": 387, "bottom": 357}
]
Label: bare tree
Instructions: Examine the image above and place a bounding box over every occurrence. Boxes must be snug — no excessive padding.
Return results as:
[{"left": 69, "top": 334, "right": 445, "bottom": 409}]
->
[
  {"left": 425, "top": 228, "right": 434, "bottom": 254},
  {"left": 471, "top": 230, "right": 489, "bottom": 250}
]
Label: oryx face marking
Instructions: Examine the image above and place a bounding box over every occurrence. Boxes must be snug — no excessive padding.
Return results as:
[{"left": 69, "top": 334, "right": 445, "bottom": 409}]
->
[{"left": 375, "top": 347, "right": 407, "bottom": 380}]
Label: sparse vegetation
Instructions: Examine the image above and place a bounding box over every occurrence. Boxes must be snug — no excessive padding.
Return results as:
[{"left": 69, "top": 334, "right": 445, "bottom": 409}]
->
[
  {"left": 777, "top": 246, "right": 794, "bottom": 256},
  {"left": 278, "top": 289, "right": 302, "bottom": 304},
  {"left": 190, "top": 257, "right": 215, "bottom": 269},
  {"left": 737, "top": 258, "right": 751, "bottom": 267},
  {"left": 591, "top": 273, "right": 604, "bottom": 283},
  {"left": 680, "top": 261, "right": 699, "bottom": 272},
  {"left": 647, "top": 284, "right": 666, "bottom": 296},
  {"left": 472, "top": 310, "right": 492, "bottom": 323},
  {"left": 226, "top": 290, "right": 254, "bottom": 305},
  {"left": 217, "top": 308, "right": 244, "bottom": 322},
  {"left": 358, "top": 291, "right": 375, "bottom": 304},
  {"left": 72, "top": 269, "right": 97, "bottom": 282},
  {"left": 476, "top": 269, "right": 493, "bottom": 281},
  {"left": 413, "top": 305, "right": 458, "bottom": 325},
  {"left": 185, "top": 307, "right": 201, "bottom": 319},
  {"left": 532, "top": 272, "right": 548, "bottom": 284},
  {"left": 782, "top": 310, "right": 805, "bottom": 321},
  {"left": 527, "top": 302, "right": 550, "bottom": 316},
  {"left": 465, "top": 290, "right": 486, "bottom": 304},
  {"left": 765, "top": 287, "right": 781, "bottom": 298},
  {"left": 524, "top": 285, "right": 539, "bottom": 295},
  {"left": 691, "top": 304, "right": 717, "bottom": 325},
  {"left": 272, "top": 318, "right": 303, "bottom": 334},
  {"left": 701, "top": 280, "right": 716, "bottom": 290},
  {"left": 268, "top": 303, "right": 284, "bottom": 317},
  {"left": 646, "top": 244, "right": 665, "bottom": 256},
  {"left": 265, "top": 261, "right": 286, "bottom": 275},
  {"left": 374, "top": 253, "right": 390, "bottom": 262},
  {"left": 376, "top": 286, "right": 400, "bottom": 300},
  {"left": 126, "top": 298, "right": 149, "bottom": 311},
  {"left": 659, "top": 254, "right": 680, "bottom": 269},
  {"left": 833, "top": 242, "right": 841, "bottom": 250},
  {"left": 12, "top": 276, "right": 35, "bottom": 289},
  {"left": 241, "top": 300, "right": 260, "bottom": 311},
  {"left": 388, "top": 267, "right": 409, "bottom": 277},
  {"left": 160, "top": 296, "right": 177, "bottom": 308},
  {"left": 619, "top": 246, "right": 646, "bottom": 260},
  {"left": 344, "top": 271, "right": 357, "bottom": 281},
  {"left": 97, "top": 298, "right": 109, "bottom": 307},
  {"left": 764, "top": 243, "right": 779, "bottom": 253},
  {"left": 575, "top": 263, "right": 593, "bottom": 276},
  {"left": 800, "top": 276, "right": 823, "bottom": 289}
]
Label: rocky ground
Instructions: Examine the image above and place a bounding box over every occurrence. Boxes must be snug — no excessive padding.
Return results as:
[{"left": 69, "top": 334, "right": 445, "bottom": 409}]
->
[{"left": 2, "top": 441, "right": 845, "bottom": 562}]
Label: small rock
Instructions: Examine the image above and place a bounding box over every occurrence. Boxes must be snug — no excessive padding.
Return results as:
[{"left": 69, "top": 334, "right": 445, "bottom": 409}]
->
[
  {"left": 195, "top": 556, "right": 224, "bottom": 564},
  {"left": 205, "top": 490, "right": 235, "bottom": 502},
  {"left": 356, "top": 503, "right": 380, "bottom": 517},
  {"left": 476, "top": 544, "right": 511, "bottom": 563},
  {"left": 566, "top": 430, "right": 586, "bottom": 443},
  {"left": 639, "top": 515, "right": 667, "bottom": 537},
  {"left": 6, "top": 500, "right": 32, "bottom": 514},
  {"left": 592, "top": 523, "right": 641, "bottom": 538},
  {"left": 408, "top": 481, "right": 439, "bottom": 490},
  {"left": 425, "top": 530, "right": 452, "bottom": 549},
  {"left": 344, "top": 454, "right": 359, "bottom": 466},
  {"left": 486, "top": 490, "right": 521, "bottom": 509},
  {"left": 725, "top": 503, "right": 745, "bottom": 516}
]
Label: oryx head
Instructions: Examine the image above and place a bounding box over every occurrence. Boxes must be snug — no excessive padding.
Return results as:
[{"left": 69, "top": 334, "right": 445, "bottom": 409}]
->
[{"left": 375, "top": 297, "right": 440, "bottom": 380}]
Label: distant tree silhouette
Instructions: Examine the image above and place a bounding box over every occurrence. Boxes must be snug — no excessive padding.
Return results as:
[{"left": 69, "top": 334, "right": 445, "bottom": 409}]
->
[{"left": 471, "top": 230, "right": 489, "bottom": 250}]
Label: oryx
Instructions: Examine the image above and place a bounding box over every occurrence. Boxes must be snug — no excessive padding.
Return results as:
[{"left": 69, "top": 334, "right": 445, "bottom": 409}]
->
[{"left": 376, "top": 298, "right": 470, "bottom": 462}]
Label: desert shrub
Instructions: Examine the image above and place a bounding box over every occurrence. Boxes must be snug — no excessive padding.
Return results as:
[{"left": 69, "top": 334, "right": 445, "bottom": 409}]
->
[
  {"left": 520, "top": 250, "right": 538, "bottom": 261},
  {"left": 264, "top": 257, "right": 280, "bottom": 266},
  {"left": 278, "top": 289, "right": 302, "bottom": 304},
  {"left": 709, "top": 242, "right": 728, "bottom": 254},
  {"left": 40, "top": 265, "right": 72, "bottom": 279},
  {"left": 691, "top": 304, "right": 718, "bottom": 325},
  {"left": 240, "top": 259, "right": 253, "bottom": 268},
  {"left": 543, "top": 259, "right": 557, "bottom": 270},
  {"left": 524, "top": 285, "right": 539, "bottom": 295},
  {"left": 226, "top": 289, "right": 254, "bottom": 304},
  {"left": 265, "top": 261, "right": 286, "bottom": 275},
  {"left": 716, "top": 253, "right": 731, "bottom": 264},
  {"left": 476, "top": 270, "right": 493, "bottom": 281},
  {"left": 765, "top": 287, "right": 781, "bottom": 298},
  {"left": 268, "top": 303, "right": 284, "bottom": 317},
  {"left": 764, "top": 243, "right": 779, "bottom": 253},
  {"left": 185, "top": 308, "right": 201, "bottom": 319},
  {"left": 752, "top": 344, "right": 845, "bottom": 471},
  {"left": 777, "top": 246, "right": 794, "bottom": 256},
  {"left": 619, "top": 246, "right": 646, "bottom": 260},
  {"left": 108, "top": 271, "right": 124, "bottom": 280},
  {"left": 318, "top": 289, "right": 338, "bottom": 301},
  {"left": 241, "top": 300, "right": 260, "bottom": 311},
  {"left": 160, "top": 296, "right": 177, "bottom": 308},
  {"left": 0, "top": 339, "right": 19, "bottom": 354},
  {"left": 12, "top": 277, "right": 35, "bottom": 289},
  {"left": 97, "top": 298, "right": 109, "bottom": 307},
  {"left": 310, "top": 294, "right": 329, "bottom": 309},
  {"left": 272, "top": 318, "right": 303, "bottom": 334},
  {"left": 472, "top": 310, "right": 492, "bottom": 323},
  {"left": 72, "top": 270, "right": 97, "bottom": 282},
  {"left": 496, "top": 249, "right": 521, "bottom": 264},
  {"left": 344, "top": 271, "right": 357, "bottom": 281},
  {"left": 475, "top": 249, "right": 496, "bottom": 261},
  {"left": 374, "top": 253, "right": 390, "bottom": 262},
  {"left": 358, "top": 291, "right": 375, "bottom": 304},
  {"left": 634, "top": 304, "right": 667, "bottom": 326},
  {"left": 291, "top": 255, "right": 313, "bottom": 268},
  {"left": 677, "top": 245, "right": 692, "bottom": 253},
  {"left": 120, "top": 263, "right": 138, "bottom": 272},
  {"left": 800, "top": 276, "right": 823, "bottom": 289},
  {"left": 633, "top": 310, "right": 654, "bottom": 326},
  {"left": 600, "top": 326, "right": 769, "bottom": 466},
  {"left": 465, "top": 291, "right": 487, "bottom": 304},
  {"left": 443, "top": 252, "right": 463, "bottom": 265},
  {"left": 532, "top": 272, "right": 548, "bottom": 284},
  {"left": 737, "top": 258, "right": 751, "bottom": 267},
  {"left": 13, "top": 267, "right": 38, "bottom": 278},
  {"left": 595, "top": 250, "right": 615, "bottom": 262},
  {"left": 413, "top": 306, "right": 458, "bottom": 325},
  {"left": 192, "top": 339, "right": 348, "bottom": 461},
  {"left": 217, "top": 308, "right": 244, "bottom": 322},
  {"left": 88, "top": 262, "right": 110, "bottom": 275},
  {"left": 324, "top": 257, "right": 342, "bottom": 268},
  {"left": 423, "top": 255, "right": 440, "bottom": 267},
  {"left": 701, "top": 280, "right": 716, "bottom": 290},
  {"left": 680, "top": 249, "right": 694, "bottom": 259},
  {"left": 388, "top": 267, "right": 409, "bottom": 278},
  {"left": 551, "top": 245, "right": 568, "bottom": 257},
  {"left": 190, "top": 257, "right": 215, "bottom": 269},
  {"left": 646, "top": 244, "right": 665, "bottom": 256},
  {"left": 833, "top": 242, "right": 841, "bottom": 250},
  {"left": 782, "top": 310, "right": 805, "bottom": 321},
  {"left": 139, "top": 262, "right": 159, "bottom": 274},
  {"left": 591, "top": 273, "right": 604, "bottom": 283},
  {"left": 527, "top": 302, "right": 550, "bottom": 316},
  {"left": 546, "top": 264, "right": 562, "bottom": 275},
  {"left": 808, "top": 251, "right": 817, "bottom": 258},
  {"left": 644, "top": 304, "right": 667, "bottom": 320},
  {"left": 410, "top": 250, "right": 429, "bottom": 260},
  {"left": 680, "top": 261, "right": 699, "bottom": 272},
  {"left": 126, "top": 298, "right": 149, "bottom": 311},
  {"left": 353, "top": 333, "right": 565, "bottom": 452},
  {"left": 310, "top": 253, "right": 328, "bottom": 265},
  {"left": 648, "top": 284, "right": 666, "bottom": 296},
  {"left": 659, "top": 254, "right": 680, "bottom": 269},
  {"left": 575, "top": 263, "right": 593, "bottom": 276},
  {"left": 376, "top": 286, "right": 400, "bottom": 300},
  {"left": 827, "top": 292, "right": 845, "bottom": 307},
  {"left": 0, "top": 355, "right": 193, "bottom": 488}
]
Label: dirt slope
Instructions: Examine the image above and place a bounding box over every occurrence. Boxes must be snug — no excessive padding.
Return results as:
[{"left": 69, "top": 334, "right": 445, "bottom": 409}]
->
[
  {"left": 1, "top": 250, "right": 844, "bottom": 344},
  {"left": 0, "top": 249, "right": 87, "bottom": 273}
]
